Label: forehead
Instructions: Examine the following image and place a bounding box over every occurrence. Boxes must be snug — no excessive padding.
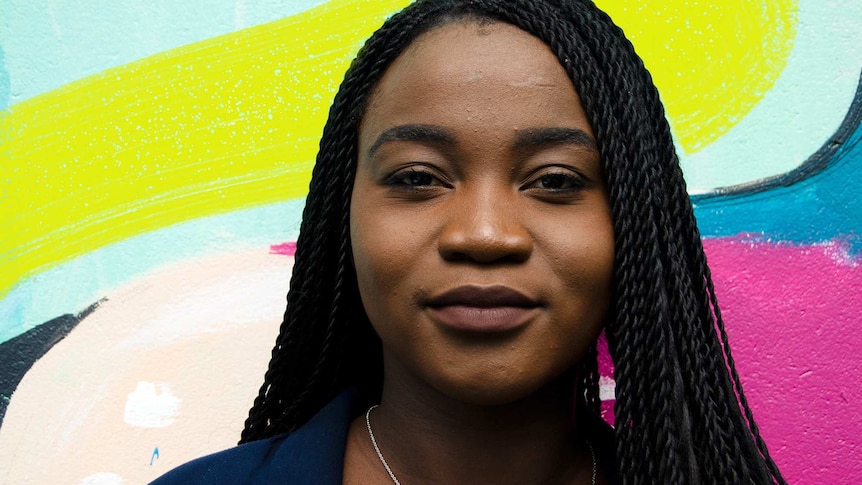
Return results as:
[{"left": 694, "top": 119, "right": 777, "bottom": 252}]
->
[
  {"left": 393, "top": 19, "right": 559, "bottom": 75},
  {"left": 360, "top": 20, "right": 585, "bottom": 139},
  {"left": 369, "top": 21, "right": 575, "bottom": 110}
]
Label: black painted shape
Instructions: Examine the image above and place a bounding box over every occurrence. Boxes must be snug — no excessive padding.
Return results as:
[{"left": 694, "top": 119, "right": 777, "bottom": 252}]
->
[
  {"left": 695, "top": 70, "right": 862, "bottom": 201},
  {"left": 0, "top": 300, "right": 103, "bottom": 428}
]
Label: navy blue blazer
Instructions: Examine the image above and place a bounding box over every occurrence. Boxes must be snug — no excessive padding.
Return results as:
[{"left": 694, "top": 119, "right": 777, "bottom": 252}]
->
[
  {"left": 152, "top": 388, "right": 618, "bottom": 484},
  {"left": 151, "top": 389, "right": 355, "bottom": 484}
]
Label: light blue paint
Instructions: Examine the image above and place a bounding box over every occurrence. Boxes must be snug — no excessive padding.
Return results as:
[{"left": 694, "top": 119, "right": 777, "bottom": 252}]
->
[
  {"left": 679, "top": 0, "right": 862, "bottom": 193},
  {"left": 0, "top": 0, "right": 327, "bottom": 106},
  {"left": 0, "top": 197, "right": 305, "bottom": 344},
  {"left": 0, "top": 43, "right": 9, "bottom": 110},
  {"left": 695, "top": 94, "right": 862, "bottom": 254}
]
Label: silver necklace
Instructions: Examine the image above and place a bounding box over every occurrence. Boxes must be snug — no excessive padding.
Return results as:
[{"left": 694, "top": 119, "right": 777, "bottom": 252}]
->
[
  {"left": 365, "top": 405, "right": 597, "bottom": 485},
  {"left": 365, "top": 405, "right": 401, "bottom": 485}
]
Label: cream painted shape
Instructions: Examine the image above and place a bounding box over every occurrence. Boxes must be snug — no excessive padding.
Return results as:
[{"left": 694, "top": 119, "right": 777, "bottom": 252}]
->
[{"left": 0, "top": 246, "right": 294, "bottom": 484}]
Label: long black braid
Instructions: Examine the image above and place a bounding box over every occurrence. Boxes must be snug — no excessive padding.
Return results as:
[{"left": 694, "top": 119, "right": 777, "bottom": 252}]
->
[{"left": 240, "top": 1, "right": 785, "bottom": 483}]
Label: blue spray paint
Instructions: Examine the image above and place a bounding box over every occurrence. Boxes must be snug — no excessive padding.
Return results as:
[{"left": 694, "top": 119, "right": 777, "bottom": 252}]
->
[{"left": 694, "top": 76, "right": 862, "bottom": 254}]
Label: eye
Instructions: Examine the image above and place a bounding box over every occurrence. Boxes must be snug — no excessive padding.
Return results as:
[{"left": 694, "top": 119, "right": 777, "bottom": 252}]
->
[
  {"left": 537, "top": 173, "right": 576, "bottom": 190},
  {"left": 383, "top": 167, "right": 450, "bottom": 195},
  {"left": 387, "top": 169, "right": 437, "bottom": 187},
  {"left": 522, "top": 169, "right": 588, "bottom": 193}
]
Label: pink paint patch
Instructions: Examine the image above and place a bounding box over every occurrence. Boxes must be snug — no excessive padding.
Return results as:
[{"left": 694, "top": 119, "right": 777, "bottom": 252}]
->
[
  {"left": 600, "top": 398, "right": 615, "bottom": 425},
  {"left": 596, "top": 331, "right": 615, "bottom": 378},
  {"left": 703, "top": 237, "right": 862, "bottom": 484},
  {"left": 269, "top": 241, "right": 297, "bottom": 256},
  {"left": 595, "top": 332, "right": 616, "bottom": 424}
]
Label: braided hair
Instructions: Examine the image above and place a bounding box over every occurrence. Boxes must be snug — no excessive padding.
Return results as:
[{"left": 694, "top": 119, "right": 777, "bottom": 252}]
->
[{"left": 241, "top": 1, "right": 785, "bottom": 483}]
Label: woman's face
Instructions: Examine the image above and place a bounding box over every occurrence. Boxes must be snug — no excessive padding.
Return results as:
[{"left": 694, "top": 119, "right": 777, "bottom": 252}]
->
[{"left": 350, "top": 20, "right": 615, "bottom": 405}]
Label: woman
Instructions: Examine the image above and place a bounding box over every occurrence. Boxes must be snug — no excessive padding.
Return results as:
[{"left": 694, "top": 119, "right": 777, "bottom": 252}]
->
[{"left": 154, "top": 0, "right": 785, "bottom": 483}]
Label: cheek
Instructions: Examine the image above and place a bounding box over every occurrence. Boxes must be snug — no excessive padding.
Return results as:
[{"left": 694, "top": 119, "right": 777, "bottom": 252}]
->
[
  {"left": 349, "top": 197, "right": 420, "bottom": 326},
  {"left": 350, "top": 206, "right": 388, "bottom": 306},
  {"left": 580, "top": 230, "right": 615, "bottom": 305},
  {"left": 547, "top": 215, "right": 615, "bottom": 325},
  {"left": 350, "top": 220, "right": 429, "bottom": 367},
  {"left": 351, "top": 214, "right": 398, "bottom": 275},
  {"left": 572, "top": 234, "right": 615, "bottom": 292}
]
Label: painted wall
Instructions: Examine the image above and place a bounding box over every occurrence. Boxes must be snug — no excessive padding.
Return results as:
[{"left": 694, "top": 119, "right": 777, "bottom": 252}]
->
[{"left": 1, "top": 0, "right": 859, "bottom": 482}]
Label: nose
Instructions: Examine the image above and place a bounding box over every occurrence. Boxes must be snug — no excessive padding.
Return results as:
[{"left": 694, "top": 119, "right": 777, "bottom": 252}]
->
[{"left": 437, "top": 188, "right": 533, "bottom": 264}]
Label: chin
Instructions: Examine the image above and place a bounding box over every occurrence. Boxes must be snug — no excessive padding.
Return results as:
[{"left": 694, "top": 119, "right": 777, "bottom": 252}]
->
[{"left": 430, "top": 370, "right": 572, "bottom": 408}]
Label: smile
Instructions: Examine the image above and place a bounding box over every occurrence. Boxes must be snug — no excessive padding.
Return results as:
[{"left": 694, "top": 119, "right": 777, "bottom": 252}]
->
[{"left": 425, "top": 285, "right": 540, "bottom": 333}]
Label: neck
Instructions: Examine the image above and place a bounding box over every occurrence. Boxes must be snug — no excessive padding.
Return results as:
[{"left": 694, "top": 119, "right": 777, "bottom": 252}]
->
[{"left": 369, "top": 361, "right": 593, "bottom": 484}]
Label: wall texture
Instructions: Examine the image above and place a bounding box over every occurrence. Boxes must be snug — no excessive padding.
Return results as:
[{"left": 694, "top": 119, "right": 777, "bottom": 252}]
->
[{"left": 1, "top": 0, "right": 860, "bottom": 482}]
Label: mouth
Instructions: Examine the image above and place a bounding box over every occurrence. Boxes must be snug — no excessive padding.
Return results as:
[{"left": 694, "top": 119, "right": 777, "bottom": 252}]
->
[{"left": 425, "top": 285, "right": 540, "bottom": 333}]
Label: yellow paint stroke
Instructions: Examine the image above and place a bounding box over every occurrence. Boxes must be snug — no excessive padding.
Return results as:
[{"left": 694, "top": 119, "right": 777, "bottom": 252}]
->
[
  {"left": 596, "top": 0, "right": 798, "bottom": 153},
  {"left": 0, "top": 0, "right": 797, "bottom": 301},
  {"left": 0, "top": 0, "right": 410, "bottom": 300}
]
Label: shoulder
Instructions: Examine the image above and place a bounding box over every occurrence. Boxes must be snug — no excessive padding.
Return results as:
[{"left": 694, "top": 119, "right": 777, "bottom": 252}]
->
[
  {"left": 150, "top": 389, "right": 358, "bottom": 485},
  {"left": 149, "top": 433, "right": 296, "bottom": 484}
]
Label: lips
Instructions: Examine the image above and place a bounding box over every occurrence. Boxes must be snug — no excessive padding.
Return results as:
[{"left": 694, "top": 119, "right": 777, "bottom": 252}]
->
[{"left": 425, "top": 285, "right": 540, "bottom": 333}]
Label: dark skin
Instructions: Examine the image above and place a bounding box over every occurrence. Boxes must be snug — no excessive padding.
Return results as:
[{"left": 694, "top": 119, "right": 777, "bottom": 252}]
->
[{"left": 343, "top": 21, "right": 614, "bottom": 484}]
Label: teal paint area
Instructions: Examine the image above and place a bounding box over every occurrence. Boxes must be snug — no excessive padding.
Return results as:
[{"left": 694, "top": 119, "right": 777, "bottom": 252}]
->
[{"left": 694, "top": 76, "right": 862, "bottom": 254}]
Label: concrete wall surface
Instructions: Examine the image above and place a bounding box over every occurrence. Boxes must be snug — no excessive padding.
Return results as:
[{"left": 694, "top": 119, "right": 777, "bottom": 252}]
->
[{"left": 1, "top": 0, "right": 859, "bottom": 482}]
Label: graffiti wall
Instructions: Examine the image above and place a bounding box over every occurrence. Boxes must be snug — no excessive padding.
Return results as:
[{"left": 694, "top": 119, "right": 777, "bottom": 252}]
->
[{"left": 1, "top": 0, "right": 859, "bottom": 482}]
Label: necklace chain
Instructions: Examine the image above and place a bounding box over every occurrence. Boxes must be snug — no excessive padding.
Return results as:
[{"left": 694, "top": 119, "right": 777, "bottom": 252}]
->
[
  {"left": 366, "top": 405, "right": 401, "bottom": 485},
  {"left": 365, "top": 405, "right": 597, "bottom": 485}
]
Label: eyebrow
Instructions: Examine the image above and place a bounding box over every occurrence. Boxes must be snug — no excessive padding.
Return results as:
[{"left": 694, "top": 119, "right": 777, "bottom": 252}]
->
[
  {"left": 365, "top": 124, "right": 598, "bottom": 158},
  {"left": 367, "top": 124, "right": 456, "bottom": 158},
  {"left": 512, "top": 127, "right": 597, "bottom": 151}
]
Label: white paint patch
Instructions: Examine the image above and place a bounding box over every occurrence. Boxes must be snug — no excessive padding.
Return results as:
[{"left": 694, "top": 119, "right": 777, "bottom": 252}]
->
[
  {"left": 80, "top": 472, "right": 124, "bottom": 484},
  {"left": 123, "top": 382, "right": 181, "bottom": 428},
  {"left": 599, "top": 375, "right": 617, "bottom": 401},
  {"left": 821, "top": 241, "right": 860, "bottom": 269}
]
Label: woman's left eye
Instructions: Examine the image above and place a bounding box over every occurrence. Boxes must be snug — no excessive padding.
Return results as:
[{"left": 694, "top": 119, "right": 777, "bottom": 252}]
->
[{"left": 524, "top": 171, "right": 587, "bottom": 192}]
